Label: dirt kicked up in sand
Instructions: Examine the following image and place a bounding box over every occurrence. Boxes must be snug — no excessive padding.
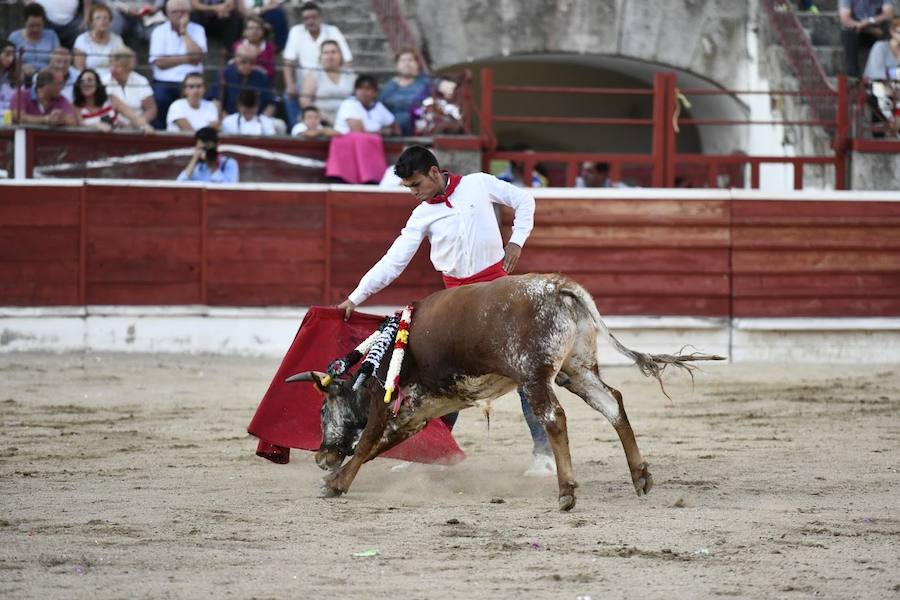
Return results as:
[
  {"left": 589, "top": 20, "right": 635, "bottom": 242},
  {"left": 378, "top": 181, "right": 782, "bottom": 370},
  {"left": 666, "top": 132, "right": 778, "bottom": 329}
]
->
[{"left": 1, "top": 352, "right": 898, "bottom": 599}]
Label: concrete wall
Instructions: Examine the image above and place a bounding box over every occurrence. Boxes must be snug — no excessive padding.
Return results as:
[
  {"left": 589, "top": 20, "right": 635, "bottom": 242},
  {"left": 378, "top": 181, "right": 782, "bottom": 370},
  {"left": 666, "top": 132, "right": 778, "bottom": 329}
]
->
[{"left": 850, "top": 152, "right": 900, "bottom": 191}]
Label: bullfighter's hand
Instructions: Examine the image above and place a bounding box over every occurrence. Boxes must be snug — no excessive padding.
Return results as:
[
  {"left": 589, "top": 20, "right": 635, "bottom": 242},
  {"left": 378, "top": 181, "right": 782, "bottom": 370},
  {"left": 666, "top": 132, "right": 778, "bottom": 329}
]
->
[
  {"left": 503, "top": 242, "right": 522, "bottom": 274},
  {"left": 337, "top": 299, "right": 357, "bottom": 321}
]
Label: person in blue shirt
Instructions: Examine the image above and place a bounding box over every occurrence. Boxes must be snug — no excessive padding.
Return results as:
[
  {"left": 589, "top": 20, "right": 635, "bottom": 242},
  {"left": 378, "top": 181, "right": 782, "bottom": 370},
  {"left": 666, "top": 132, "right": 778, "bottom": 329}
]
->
[
  {"left": 177, "top": 126, "right": 240, "bottom": 183},
  {"left": 208, "top": 42, "right": 276, "bottom": 117},
  {"left": 378, "top": 46, "right": 430, "bottom": 136},
  {"left": 7, "top": 3, "right": 61, "bottom": 79}
]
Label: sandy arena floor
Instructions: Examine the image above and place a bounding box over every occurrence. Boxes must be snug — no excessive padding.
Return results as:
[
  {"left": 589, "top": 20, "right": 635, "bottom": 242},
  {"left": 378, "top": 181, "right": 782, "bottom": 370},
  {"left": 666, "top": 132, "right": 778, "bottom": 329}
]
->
[{"left": 1, "top": 352, "right": 898, "bottom": 599}]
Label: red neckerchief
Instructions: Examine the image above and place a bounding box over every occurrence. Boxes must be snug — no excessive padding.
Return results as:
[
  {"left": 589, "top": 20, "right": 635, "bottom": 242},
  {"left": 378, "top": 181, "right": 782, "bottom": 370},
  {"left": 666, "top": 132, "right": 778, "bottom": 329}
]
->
[{"left": 426, "top": 172, "right": 461, "bottom": 208}]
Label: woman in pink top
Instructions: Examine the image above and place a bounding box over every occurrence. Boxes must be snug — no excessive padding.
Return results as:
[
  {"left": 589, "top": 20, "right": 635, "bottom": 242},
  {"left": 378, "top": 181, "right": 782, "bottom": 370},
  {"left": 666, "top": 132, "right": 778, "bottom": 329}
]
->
[
  {"left": 231, "top": 16, "right": 275, "bottom": 81},
  {"left": 73, "top": 68, "right": 153, "bottom": 133}
]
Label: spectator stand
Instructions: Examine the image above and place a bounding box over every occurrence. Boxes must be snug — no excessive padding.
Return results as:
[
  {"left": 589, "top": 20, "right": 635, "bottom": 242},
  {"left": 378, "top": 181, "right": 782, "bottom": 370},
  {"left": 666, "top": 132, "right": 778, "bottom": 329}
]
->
[{"left": 478, "top": 69, "right": 850, "bottom": 190}]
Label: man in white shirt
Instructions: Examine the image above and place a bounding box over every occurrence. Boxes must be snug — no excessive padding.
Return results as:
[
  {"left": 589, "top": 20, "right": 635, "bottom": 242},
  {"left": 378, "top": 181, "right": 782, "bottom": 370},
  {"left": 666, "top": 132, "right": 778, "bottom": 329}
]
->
[
  {"left": 166, "top": 72, "right": 220, "bottom": 131},
  {"left": 149, "top": 0, "right": 207, "bottom": 128},
  {"left": 221, "top": 88, "right": 276, "bottom": 136},
  {"left": 281, "top": 1, "right": 352, "bottom": 126},
  {"left": 333, "top": 74, "right": 399, "bottom": 135},
  {"left": 102, "top": 46, "right": 158, "bottom": 128},
  {"left": 337, "top": 145, "right": 557, "bottom": 477}
]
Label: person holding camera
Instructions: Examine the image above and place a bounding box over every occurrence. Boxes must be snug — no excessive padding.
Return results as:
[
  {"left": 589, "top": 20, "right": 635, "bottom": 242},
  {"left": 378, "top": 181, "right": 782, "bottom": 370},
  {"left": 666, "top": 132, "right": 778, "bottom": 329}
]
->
[{"left": 177, "top": 126, "right": 239, "bottom": 182}]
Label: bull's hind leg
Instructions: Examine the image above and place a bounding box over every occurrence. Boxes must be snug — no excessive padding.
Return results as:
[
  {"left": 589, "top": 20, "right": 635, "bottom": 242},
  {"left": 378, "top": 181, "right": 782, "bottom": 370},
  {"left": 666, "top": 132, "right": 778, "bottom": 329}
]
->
[
  {"left": 560, "top": 368, "right": 653, "bottom": 496},
  {"left": 524, "top": 380, "right": 578, "bottom": 511}
]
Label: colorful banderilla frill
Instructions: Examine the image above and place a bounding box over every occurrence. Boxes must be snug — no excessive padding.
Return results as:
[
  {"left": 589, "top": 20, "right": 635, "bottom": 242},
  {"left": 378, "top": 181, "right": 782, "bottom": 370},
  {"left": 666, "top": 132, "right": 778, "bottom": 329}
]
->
[
  {"left": 323, "top": 323, "right": 384, "bottom": 387},
  {"left": 384, "top": 305, "right": 414, "bottom": 415},
  {"left": 352, "top": 315, "right": 400, "bottom": 392}
]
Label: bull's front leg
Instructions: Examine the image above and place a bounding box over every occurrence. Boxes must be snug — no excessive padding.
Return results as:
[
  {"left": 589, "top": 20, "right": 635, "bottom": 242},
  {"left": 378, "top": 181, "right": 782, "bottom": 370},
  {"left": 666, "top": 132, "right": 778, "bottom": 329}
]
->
[{"left": 320, "top": 393, "right": 390, "bottom": 498}]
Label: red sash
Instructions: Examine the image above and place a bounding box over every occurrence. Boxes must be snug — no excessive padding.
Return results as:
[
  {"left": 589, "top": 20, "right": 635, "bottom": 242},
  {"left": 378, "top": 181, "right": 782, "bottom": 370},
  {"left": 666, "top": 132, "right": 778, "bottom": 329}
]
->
[{"left": 442, "top": 260, "right": 507, "bottom": 289}]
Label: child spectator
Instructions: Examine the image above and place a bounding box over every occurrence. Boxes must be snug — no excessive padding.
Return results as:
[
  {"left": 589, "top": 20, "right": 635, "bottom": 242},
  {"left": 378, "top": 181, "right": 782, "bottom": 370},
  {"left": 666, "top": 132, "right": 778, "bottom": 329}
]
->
[
  {"left": 10, "top": 67, "right": 78, "bottom": 127},
  {"left": 231, "top": 15, "right": 276, "bottom": 80},
  {"left": 221, "top": 88, "right": 276, "bottom": 135},
  {"left": 379, "top": 46, "right": 430, "bottom": 136},
  {"left": 177, "top": 125, "right": 239, "bottom": 182},
  {"left": 239, "top": 0, "right": 288, "bottom": 50},
  {"left": 166, "top": 72, "right": 219, "bottom": 132},
  {"left": 1, "top": 43, "right": 19, "bottom": 113},
  {"left": 290, "top": 104, "right": 335, "bottom": 138},
  {"left": 149, "top": 0, "right": 207, "bottom": 129},
  {"left": 8, "top": 3, "right": 61, "bottom": 79},
  {"left": 282, "top": 1, "right": 352, "bottom": 126},
  {"left": 333, "top": 74, "right": 398, "bottom": 135},
  {"left": 299, "top": 39, "right": 354, "bottom": 126},
  {"left": 103, "top": 46, "right": 158, "bottom": 129},
  {"left": 73, "top": 67, "right": 153, "bottom": 132},
  {"left": 73, "top": 4, "right": 124, "bottom": 72}
]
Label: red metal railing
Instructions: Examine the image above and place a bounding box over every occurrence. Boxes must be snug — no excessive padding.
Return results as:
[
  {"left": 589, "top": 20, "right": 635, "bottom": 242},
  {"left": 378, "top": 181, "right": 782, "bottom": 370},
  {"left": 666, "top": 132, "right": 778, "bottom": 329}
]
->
[
  {"left": 369, "top": 0, "right": 421, "bottom": 62},
  {"left": 479, "top": 68, "right": 849, "bottom": 190},
  {"left": 761, "top": 0, "right": 836, "bottom": 125}
]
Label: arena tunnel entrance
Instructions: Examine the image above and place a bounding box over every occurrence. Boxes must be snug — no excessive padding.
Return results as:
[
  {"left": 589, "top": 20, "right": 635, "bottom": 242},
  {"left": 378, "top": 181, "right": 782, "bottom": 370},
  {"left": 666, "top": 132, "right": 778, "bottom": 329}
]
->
[{"left": 444, "top": 53, "right": 752, "bottom": 186}]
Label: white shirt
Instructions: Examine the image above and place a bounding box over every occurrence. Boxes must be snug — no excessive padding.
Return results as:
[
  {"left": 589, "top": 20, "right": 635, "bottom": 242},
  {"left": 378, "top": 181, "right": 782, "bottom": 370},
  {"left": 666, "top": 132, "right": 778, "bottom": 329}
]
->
[
  {"left": 103, "top": 70, "right": 153, "bottom": 126},
  {"left": 221, "top": 112, "right": 276, "bottom": 136},
  {"left": 73, "top": 31, "right": 125, "bottom": 71},
  {"left": 282, "top": 22, "right": 352, "bottom": 74},
  {"left": 348, "top": 172, "right": 535, "bottom": 305},
  {"left": 39, "top": 0, "right": 79, "bottom": 25},
  {"left": 166, "top": 98, "right": 219, "bottom": 132},
  {"left": 149, "top": 21, "right": 208, "bottom": 82},
  {"left": 333, "top": 97, "right": 394, "bottom": 134}
]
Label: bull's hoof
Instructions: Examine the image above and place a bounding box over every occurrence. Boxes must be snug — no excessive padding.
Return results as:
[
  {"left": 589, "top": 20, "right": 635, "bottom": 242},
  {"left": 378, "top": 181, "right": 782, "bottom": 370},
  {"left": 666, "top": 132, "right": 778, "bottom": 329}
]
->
[
  {"left": 558, "top": 494, "right": 576, "bottom": 511},
  {"left": 319, "top": 484, "right": 345, "bottom": 499},
  {"left": 632, "top": 463, "right": 653, "bottom": 497}
]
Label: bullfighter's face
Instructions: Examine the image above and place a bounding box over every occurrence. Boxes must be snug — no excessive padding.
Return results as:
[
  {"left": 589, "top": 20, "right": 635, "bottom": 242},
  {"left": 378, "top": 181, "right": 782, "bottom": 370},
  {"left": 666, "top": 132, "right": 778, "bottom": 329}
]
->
[{"left": 401, "top": 166, "right": 445, "bottom": 202}]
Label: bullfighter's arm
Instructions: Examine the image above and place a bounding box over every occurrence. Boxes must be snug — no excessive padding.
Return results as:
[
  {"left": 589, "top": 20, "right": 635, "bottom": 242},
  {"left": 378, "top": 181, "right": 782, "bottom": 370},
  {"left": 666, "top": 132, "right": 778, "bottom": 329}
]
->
[
  {"left": 346, "top": 219, "right": 426, "bottom": 306},
  {"left": 483, "top": 173, "right": 535, "bottom": 248}
]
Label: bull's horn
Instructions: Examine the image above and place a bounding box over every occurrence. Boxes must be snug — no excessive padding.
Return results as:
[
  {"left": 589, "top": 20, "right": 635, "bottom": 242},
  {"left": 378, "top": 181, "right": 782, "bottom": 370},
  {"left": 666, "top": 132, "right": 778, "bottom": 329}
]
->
[{"left": 285, "top": 371, "right": 332, "bottom": 391}]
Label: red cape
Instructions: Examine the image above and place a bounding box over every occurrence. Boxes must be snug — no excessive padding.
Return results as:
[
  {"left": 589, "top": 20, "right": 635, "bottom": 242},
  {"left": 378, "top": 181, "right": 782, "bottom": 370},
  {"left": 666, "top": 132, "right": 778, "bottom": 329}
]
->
[{"left": 248, "top": 306, "right": 465, "bottom": 464}]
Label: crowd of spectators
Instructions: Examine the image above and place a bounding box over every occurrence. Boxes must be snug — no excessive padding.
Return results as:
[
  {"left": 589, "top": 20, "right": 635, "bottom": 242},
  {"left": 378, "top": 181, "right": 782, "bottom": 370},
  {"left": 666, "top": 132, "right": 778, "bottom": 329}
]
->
[{"left": 2, "top": 0, "right": 465, "bottom": 143}]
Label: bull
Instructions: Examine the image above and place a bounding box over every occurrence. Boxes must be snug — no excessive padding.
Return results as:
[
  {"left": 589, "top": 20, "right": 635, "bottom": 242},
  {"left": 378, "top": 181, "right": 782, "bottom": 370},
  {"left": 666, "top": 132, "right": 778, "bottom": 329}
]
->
[{"left": 289, "top": 273, "right": 723, "bottom": 511}]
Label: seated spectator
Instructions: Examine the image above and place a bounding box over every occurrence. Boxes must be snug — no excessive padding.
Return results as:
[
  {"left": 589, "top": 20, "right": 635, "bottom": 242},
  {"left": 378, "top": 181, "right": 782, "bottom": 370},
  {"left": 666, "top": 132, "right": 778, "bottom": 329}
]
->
[
  {"left": 178, "top": 126, "right": 239, "bottom": 182},
  {"left": 290, "top": 105, "right": 335, "bottom": 138},
  {"left": 497, "top": 143, "right": 545, "bottom": 188},
  {"left": 864, "top": 17, "right": 900, "bottom": 78},
  {"left": 103, "top": 46, "right": 158, "bottom": 129},
  {"left": 576, "top": 160, "right": 628, "bottom": 188},
  {"left": 333, "top": 74, "right": 398, "bottom": 135},
  {"left": 239, "top": 0, "right": 288, "bottom": 50},
  {"left": 8, "top": 3, "right": 61, "bottom": 79},
  {"left": 209, "top": 42, "right": 274, "bottom": 117},
  {"left": 221, "top": 88, "right": 276, "bottom": 135},
  {"left": 105, "top": 0, "right": 166, "bottom": 48},
  {"left": 412, "top": 76, "right": 464, "bottom": 135},
  {"left": 231, "top": 15, "right": 276, "bottom": 80},
  {"left": 379, "top": 47, "right": 430, "bottom": 136},
  {"left": 282, "top": 1, "right": 353, "bottom": 127},
  {"left": 299, "top": 40, "right": 354, "bottom": 126},
  {"left": 31, "top": 0, "right": 88, "bottom": 48},
  {"left": 167, "top": 72, "right": 219, "bottom": 131},
  {"left": 10, "top": 67, "right": 78, "bottom": 127},
  {"left": 73, "top": 4, "right": 124, "bottom": 72},
  {"left": 48, "top": 46, "right": 79, "bottom": 102},
  {"left": 1, "top": 43, "right": 19, "bottom": 113},
  {"left": 190, "top": 0, "right": 242, "bottom": 54},
  {"left": 149, "top": 0, "right": 207, "bottom": 129},
  {"left": 839, "top": 0, "right": 895, "bottom": 78},
  {"left": 73, "top": 67, "right": 153, "bottom": 132}
]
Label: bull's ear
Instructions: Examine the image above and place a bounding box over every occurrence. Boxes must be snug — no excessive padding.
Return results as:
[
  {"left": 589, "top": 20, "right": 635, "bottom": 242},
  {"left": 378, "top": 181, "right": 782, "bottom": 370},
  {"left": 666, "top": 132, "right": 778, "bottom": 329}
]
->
[{"left": 285, "top": 370, "right": 332, "bottom": 392}]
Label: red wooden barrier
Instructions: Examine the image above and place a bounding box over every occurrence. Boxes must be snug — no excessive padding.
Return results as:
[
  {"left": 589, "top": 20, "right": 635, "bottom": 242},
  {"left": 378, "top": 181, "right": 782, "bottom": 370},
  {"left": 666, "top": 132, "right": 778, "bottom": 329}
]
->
[{"left": 2, "top": 184, "right": 900, "bottom": 317}]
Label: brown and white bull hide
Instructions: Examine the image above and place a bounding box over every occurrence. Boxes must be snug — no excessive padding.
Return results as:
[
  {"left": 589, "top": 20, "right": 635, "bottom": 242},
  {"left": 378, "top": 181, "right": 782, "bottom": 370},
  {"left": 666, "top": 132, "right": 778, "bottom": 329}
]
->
[{"left": 289, "top": 273, "right": 723, "bottom": 511}]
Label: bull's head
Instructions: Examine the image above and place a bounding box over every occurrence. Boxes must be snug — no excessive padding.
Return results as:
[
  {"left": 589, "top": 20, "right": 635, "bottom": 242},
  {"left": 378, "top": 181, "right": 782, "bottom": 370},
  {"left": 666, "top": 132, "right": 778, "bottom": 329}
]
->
[{"left": 285, "top": 371, "right": 369, "bottom": 471}]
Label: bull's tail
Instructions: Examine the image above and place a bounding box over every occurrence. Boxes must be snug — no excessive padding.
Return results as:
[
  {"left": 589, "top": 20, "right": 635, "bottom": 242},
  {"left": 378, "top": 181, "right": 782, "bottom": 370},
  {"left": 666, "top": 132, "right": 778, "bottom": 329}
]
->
[{"left": 559, "top": 283, "right": 725, "bottom": 399}]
